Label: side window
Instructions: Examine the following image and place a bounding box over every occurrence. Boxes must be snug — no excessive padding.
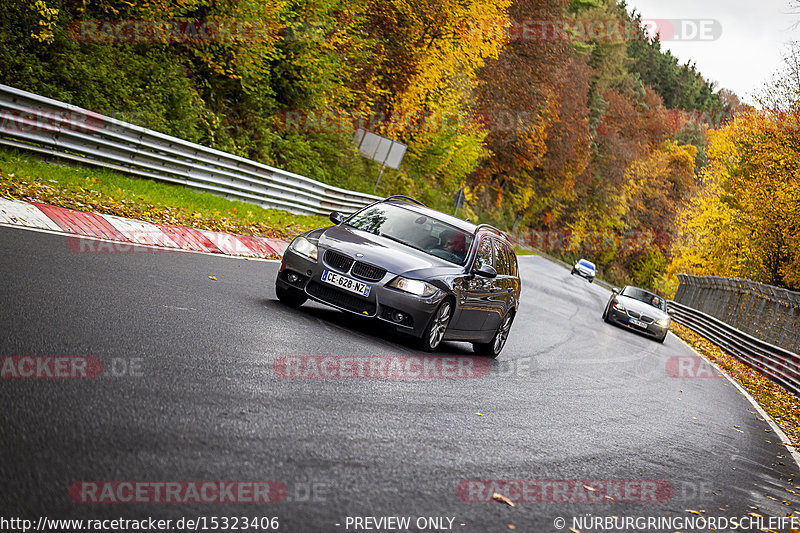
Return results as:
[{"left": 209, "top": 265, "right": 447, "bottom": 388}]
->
[
  {"left": 506, "top": 244, "right": 518, "bottom": 276},
  {"left": 493, "top": 239, "right": 510, "bottom": 276},
  {"left": 475, "top": 237, "right": 494, "bottom": 270}
]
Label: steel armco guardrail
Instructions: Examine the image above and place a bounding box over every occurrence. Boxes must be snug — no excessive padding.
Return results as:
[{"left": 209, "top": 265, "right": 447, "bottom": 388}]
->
[
  {"left": 0, "top": 84, "right": 382, "bottom": 216},
  {"left": 668, "top": 299, "right": 800, "bottom": 397},
  {"left": 674, "top": 274, "right": 800, "bottom": 354}
]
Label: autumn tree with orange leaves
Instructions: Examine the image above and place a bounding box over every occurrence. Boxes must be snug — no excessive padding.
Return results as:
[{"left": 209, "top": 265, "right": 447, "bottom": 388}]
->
[{"left": 668, "top": 110, "right": 800, "bottom": 290}]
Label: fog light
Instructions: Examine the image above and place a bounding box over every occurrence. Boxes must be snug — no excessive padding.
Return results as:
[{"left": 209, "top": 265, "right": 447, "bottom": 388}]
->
[
  {"left": 287, "top": 272, "right": 300, "bottom": 283},
  {"left": 392, "top": 311, "right": 405, "bottom": 323}
]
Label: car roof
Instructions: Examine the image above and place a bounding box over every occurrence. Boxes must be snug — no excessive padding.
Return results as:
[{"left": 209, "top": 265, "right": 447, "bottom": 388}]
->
[{"left": 382, "top": 198, "right": 507, "bottom": 240}]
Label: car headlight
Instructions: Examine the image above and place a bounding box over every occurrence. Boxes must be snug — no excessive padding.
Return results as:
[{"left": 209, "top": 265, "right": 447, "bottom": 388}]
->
[
  {"left": 289, "top": 236, "right": 318, "bottom": 261},
  {"left": 388, "top": 276, "right": 439, "bottom": 297},
  {"left": 612, "top": 301, "right": 626, "bottom": 311},
  {"left": 656, "top": 318, "right": 670, "bottom": 327}
]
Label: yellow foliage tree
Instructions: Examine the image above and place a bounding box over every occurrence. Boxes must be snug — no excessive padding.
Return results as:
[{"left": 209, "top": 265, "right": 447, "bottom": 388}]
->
[
  {"left": 668, "top": 110, "right": 800, "bottom": 289},
  {"left": 378, "top": 0, "right": 512, "bottom": 135},
  {"left": 623, "top": 140, "right": 697, "bottom": 232}
]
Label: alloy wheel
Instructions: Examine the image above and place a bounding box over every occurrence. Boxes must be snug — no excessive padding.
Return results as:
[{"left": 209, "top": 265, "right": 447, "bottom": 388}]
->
[
  {"left": 428, "top": 301, "right": 452, "bottom": 349},
  {"left": 493, "top": 312, "right": 513, "bottom": 354}
]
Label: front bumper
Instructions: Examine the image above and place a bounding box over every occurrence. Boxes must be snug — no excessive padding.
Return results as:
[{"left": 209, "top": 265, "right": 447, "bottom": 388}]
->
[
  {"left": 276, "top": 247, "right": 444, "bottom": 338},
  {"left": 606, "top": 308, "right": 667, "bottom": 338}
]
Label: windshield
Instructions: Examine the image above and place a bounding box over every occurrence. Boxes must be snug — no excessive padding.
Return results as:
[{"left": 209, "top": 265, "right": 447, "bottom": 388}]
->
[
  {"left": 578, "top": 260, "right": 595, "bottom": 269},
  {"left": 345, "top": 203, "right": 474, "bottom": 266},
  {"left": 621, "top": 286, "right": 666, "bottom": 311}
]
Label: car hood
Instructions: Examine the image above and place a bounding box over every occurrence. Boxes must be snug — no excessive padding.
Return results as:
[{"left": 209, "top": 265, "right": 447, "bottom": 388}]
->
[
  {"left": 316, "top": 224, "right": 463, "bottom": 277},
  {"left": 616, "top": 295, "right": 669, "bottom": 320}
]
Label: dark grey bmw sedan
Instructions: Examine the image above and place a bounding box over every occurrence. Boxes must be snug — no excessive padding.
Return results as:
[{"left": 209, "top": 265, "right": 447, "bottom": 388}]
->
[{"left": 275, "top": 196, "right": 521, "bottom": 357}]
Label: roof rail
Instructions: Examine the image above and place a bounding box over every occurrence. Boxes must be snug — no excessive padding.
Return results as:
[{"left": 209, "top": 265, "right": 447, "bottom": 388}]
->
[
  {"left": 473, "top": 224, "right": 507, "bottom": 238},
  {"left": 383, "top": 195, "right": 426, "bottom": 207}
]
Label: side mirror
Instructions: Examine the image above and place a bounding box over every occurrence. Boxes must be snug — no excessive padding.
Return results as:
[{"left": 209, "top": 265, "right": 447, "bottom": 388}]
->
[
  {"left": 612, "top": 287, "right": 619, "bottom": 294},
  {"left": 473, "top": 264, "right": 497, "bottom": 278},
  {"left": 329, "top": 212, "right": 345, "bottom": 225}
]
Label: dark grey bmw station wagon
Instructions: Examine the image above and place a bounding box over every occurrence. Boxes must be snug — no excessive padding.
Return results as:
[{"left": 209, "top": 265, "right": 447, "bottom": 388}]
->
[{"left": 275, "top": 196, "right": 521, "bottom": 357}]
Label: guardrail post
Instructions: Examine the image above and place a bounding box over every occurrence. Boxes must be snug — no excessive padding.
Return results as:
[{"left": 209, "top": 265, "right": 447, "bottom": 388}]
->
[
  {"left": 777, "top": 299, "right": 792, "bottom": 349},
  {"left": 769, "top": 288, "right": 784, "bottom": 347},
  {"left": 741, "top": 281, "right": 758, "bottom": 335},
  {"left": 674, "top": 274, "right": 687, "bottom": 303},
  {"left": 681, "top": 275, "right": 692, "bottom": 307},
  {"left": 691, "top": 275, "right": 703, "bottom": 311},
  {"left": 707, "top": 277, "right": 718, "bottom": 317},
  {"left": 759, "top": 287, "right": 772, "bottom": 342},
  {"left": 743, "top": 281, "right": 759, "bottom": 339},
  {"left": 719, "top": 278, "right": 729, "bottom": 321},
  {"left": 705, "top": 277, "right": 716, "bottom": 317},
  {"left": 730, "top": 279, "right": 744, "bottom": 329},
  {"left": 724, "top": 281, "right": 734, "bottom": 320},
  {"left": 713, "top": 277, "right": 726, "bottom": 320},
  {"left": 792, "top": 303, "right": 800, "bottom": 354}
]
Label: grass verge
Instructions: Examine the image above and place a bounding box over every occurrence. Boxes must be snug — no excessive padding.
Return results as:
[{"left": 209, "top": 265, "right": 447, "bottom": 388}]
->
[
  {"left": 514, "top": 245, "right": 538, "bottom": 255},
  {"left": 671, "top": 322, "right": 800, "bottom": 450},
  {"left": 513, "top": 245, "right": 536, "bottom": 256},
  {"left": 0, "top": 149, "right": 329, "bottom": 240}
]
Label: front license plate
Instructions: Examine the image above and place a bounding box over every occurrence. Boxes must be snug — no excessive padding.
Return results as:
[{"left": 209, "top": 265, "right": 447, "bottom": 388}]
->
[
  {"left": 321, "top": 270, "right": 371, "bottom": 297},
  {"left": 628, "top": 317, "right": 648, "bottom": 329}
]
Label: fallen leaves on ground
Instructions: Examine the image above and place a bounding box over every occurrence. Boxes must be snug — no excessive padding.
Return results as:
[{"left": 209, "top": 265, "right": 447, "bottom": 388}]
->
[{"left": 492, "top": 492, "right": 515, "bottom": 507}]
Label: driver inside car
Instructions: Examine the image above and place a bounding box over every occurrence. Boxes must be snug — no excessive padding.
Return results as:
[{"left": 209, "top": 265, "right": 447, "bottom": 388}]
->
[{"left": 435, "top": 230, "right": 466, "bottom": 263}]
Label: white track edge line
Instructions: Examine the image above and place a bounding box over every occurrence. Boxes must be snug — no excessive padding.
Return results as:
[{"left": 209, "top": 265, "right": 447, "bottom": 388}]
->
[
  {"left": 672, "top": 333, "right": 800, "bottom": 470},
  {"left": 0, "top": 222, "right": 282, "bottom": 263}
]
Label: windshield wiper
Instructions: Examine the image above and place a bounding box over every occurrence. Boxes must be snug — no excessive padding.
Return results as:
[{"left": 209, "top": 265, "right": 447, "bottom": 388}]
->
[{"left": 377, "top": 232, "right": 419, "bottom": 250}]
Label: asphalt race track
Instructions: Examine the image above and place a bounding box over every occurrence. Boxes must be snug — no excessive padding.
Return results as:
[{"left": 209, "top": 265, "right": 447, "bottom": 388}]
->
[{"left": 1, "top": 225, "right": 798, "bottom": 532}]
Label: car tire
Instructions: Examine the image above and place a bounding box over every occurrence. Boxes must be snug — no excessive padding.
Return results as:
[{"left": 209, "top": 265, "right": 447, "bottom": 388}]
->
[
  {"left": 473, "top": 311, "right": 515, "bottom": 359},
  {"left": 420, "top": 299, "right": 453, "bottom": 352},
  {"left": 570, "top": 269, "right": 575, "bottom": 275},
  {"left": 589, "top": 278, "right": 594, "bottom": 284},
  {"left": 602, "top": 304, "right": 611, "bottom": 323},
  {"left": 276, "top": 284, "right": 307, "bottom": 308}
]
